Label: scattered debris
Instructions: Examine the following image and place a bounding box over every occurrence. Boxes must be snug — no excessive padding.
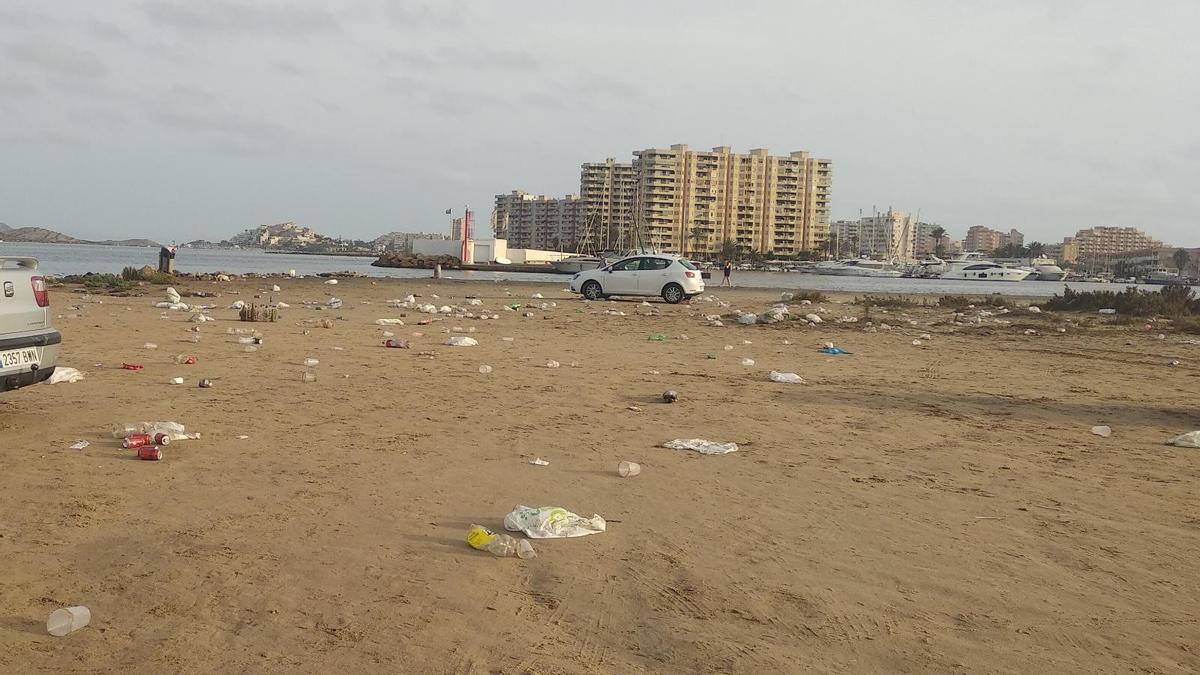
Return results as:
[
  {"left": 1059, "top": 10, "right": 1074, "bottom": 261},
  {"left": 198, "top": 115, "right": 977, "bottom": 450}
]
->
[
  {"left": 528, "top": 457, "right": 550, "bottom": 466},
  {"left": 1167, "top": 431, "right": 1200, "bottom": 448},
  {"left": 663, "top": 438, "right": 739, "bottom": 455},
  {"left": 46, "top": 367, "right": 84, "bottom": 384},
  {"left": 503, "top": 505, "right": 606, "bottom": 539},
  {"left": 662, "top": 389, "right": 678, "bottom": 403},
  {"left": 768, "top": 371, "right": 804, "bottom": 384},
  {"left": 1091, "top": 425, "right": 1112, "bottom": 438}
]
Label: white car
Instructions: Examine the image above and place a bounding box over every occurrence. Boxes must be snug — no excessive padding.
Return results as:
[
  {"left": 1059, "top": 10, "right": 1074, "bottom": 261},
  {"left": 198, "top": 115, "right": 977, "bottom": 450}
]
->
[{"left": 569, "top": 254, "right": 704, "bottom": 304}]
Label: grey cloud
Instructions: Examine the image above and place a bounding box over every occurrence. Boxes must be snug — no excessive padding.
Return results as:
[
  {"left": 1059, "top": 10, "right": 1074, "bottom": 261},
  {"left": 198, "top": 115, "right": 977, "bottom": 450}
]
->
[
  {"left": 385, "top": 46, "right": 540, "bottom": 72},
  {"left": 382, "top": 1, "right": 464, "bottom": 29},
  {"left": 5, "top": 40, "right": 108, "bottom": 79},
  {"left": 143, "top": 1, "right": 341, "bottom": 36},
  {"left": 0, "top": 74, "right": 40, "bottom": 98},
  {"left": 148, "top": 106, "right": 295, "bottom": 146}
]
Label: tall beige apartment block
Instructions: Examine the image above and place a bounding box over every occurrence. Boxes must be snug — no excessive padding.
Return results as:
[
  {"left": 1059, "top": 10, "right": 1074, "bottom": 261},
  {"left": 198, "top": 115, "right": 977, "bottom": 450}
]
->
[
  {"left": 1060, "top": 226, "right": 1163, "bottom": 263},
  {"left": 623, "top": 145, "right": 831, "bottom": 256},
  {"left": 579, "top": 158, "right": 637, "bottom": 249},
  {"left": 492, "top": 190, "right": 583, "bottom": 250}
]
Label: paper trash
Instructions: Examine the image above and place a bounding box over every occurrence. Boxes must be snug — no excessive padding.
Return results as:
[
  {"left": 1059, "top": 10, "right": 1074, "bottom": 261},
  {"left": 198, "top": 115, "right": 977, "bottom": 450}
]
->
[
  {"left": 664, "top": 438, "right": 739, "bottom": 455},
  {"left": 503, "top": 505, "right": 605, "bottom": 539}
]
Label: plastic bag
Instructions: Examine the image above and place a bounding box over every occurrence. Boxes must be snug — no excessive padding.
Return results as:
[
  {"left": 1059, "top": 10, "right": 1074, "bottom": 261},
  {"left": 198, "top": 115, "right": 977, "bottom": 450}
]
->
[
  {"left": 1167, "top": 431, "right": 1200, "bottom": 448},
  {"left": 46, "top": 367, "right": 84, "bottom": 384},
  {"left": 446, "top": 336, "right": 478, "bottom": 347},
  {"left": 503, "top": 505, "right": 605, "bottom": 539},
  {"left": 768, "top": 371, "right": 804, "bottom": 384},
  {"left": 663, "top": 438, "right": 739, "bottom": 455},
  {"left": 374, "top": 318, "right": 405, "bottom": 325},
  {"left": 737, "top": 313, "right": 757, "bottom": 325}
]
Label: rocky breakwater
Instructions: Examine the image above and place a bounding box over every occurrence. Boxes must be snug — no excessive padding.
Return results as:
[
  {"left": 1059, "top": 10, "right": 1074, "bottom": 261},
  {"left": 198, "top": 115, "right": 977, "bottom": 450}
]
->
[{"left": 371, "top": 252, "right": 462, "bottom": 269}]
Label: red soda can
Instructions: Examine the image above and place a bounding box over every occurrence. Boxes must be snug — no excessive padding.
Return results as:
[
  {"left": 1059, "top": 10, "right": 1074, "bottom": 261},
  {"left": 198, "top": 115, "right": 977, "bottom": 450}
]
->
[
  {"left": 154, "top": 433, "right": 172, "bottom": 446},
  {"left": 123, "top": 433, "right": 153, "bottom": 449},
  {"left": 138, "top": 446, "right": 163, "bottom": 461}
]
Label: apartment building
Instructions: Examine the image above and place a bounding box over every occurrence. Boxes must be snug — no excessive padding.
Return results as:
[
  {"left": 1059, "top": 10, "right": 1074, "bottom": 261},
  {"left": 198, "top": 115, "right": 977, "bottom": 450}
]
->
[
  {"left": 579, "top": 159, "right": 637, "bottom": 250},
  {"left": 913, "top": 221, "right": 951, "bottom": 257},
  {"left": 963, "top": 226, "right": 1024, "bottom": 253},
  {"left": 492, "top": 191, "right": 583, "bottom": 250},
  {"left": 1060, "top": 226, "right": 1163, "bottom": 263},
  {"left": 622, "top": 145, "right": 831, "bottom": 257},
  {"left": 828, "top": 210, "right": 916, "bottom": 261}
]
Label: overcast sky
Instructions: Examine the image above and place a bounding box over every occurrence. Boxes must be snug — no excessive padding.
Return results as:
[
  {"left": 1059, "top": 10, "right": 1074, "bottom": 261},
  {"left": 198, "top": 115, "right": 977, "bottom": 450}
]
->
[{"left": 1, "top": 0, "right": 1197, "bottom": 245}]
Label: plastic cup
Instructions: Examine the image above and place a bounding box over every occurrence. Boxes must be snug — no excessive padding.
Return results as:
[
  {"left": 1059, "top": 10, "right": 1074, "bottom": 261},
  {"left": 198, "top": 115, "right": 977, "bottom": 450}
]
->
[
  {"left": 47, "top": 606, "right": 90, "bottom": 636},
  {"left": 303, "top": 358, "right": 319, "bottom": 367},
  {"left": 302, "top": 372, "right": 317, "bottom": 383},
  {"left": 618, "top": 461, "right": 641, "bottom": 478},
  {"left": 516, "top": 539, "right": 536, "bottom": 559}
]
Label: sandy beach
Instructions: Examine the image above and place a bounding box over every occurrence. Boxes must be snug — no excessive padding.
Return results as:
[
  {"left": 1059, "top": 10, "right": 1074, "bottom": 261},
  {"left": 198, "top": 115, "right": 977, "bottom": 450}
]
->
[{"left": 1, "top": 277, "right": 1198, "bottom": 673}]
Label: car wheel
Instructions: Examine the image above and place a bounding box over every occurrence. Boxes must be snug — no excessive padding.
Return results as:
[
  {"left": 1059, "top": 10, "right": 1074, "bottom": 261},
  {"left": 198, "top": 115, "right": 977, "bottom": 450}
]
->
[
  {"left": 662, "top": 283, "right": 684, "bottom": 304},
  {"left": 581, "top": 280, "right": 603, "bottom": 300}
]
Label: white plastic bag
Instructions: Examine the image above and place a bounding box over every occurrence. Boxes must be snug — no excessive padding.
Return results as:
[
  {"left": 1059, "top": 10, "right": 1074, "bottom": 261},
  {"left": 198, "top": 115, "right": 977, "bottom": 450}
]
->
[
  {"left": 503, "top": 505, "right": 605, "bottom": 539},
  {"left": 664, "top": 438, "right": 739, "bottom": 455},
  {"left": 1167, "top": 431, "right": 1200, "bottom": 448},
  {"left": 446, "top": 336, "right": 478, "bottom": 347},
  {"left": 768, "top": 371, "right": 804, "bottom": 384},
  {"left": 374, "top": 318, "right": 405, "bottom": 325},
  {"left": 46, "top": 367, "right": 84, "bottom": 384},
  {"left": 737, "top": 313, "right": 758, "bottom": 325}
]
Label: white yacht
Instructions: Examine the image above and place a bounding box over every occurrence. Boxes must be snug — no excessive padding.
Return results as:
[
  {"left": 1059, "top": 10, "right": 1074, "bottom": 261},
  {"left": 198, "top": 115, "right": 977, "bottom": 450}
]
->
[
  {"left": 940, "top": 259, "right": 1035, "bottom": 282},
  {"left": 812, "top": 258, "right": 903, "bottom": 278},
  {"left": 1030, "top": 257, "right": 1066, "bottom": 281}
]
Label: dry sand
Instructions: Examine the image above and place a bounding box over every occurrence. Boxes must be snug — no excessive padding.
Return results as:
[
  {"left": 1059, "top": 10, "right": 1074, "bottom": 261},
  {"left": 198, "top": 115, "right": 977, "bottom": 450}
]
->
[{"left": 1, "top": 277, "right": 1198, "bottom": 673}]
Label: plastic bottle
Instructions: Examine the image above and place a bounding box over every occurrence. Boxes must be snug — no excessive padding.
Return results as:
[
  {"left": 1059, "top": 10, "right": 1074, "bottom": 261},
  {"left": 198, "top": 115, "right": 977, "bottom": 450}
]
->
[{"left": 467, "top": 524, "right": 523, "bottom": 558}]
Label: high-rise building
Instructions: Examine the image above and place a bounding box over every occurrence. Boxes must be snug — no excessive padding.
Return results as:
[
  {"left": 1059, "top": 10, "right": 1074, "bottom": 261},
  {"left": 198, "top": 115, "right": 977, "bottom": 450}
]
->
[
  {"left": 491, "top": 191, "right": 583, "bottom": 250},
  {"left": 620, "top": 145, "right": 830, "bottom": 256},
  {"left": 1059, "top": 226, "right": 1163, "bottom": 263},
  {"left": 579, "top": 159, "right": 637, "bottom": 250},
  {"left": 914, "top": 221, "right": 950, "bottom": 257},
  {"left": 828, "top": 210, "right": 915, "bottom": 260},
  {"left": 963, "top": 225, "right": 1024, "bottom": 253}
]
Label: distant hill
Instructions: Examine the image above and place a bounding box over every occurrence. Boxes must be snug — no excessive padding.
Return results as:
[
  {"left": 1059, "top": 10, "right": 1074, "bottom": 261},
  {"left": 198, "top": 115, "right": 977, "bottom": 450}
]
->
[
  {"left": 1, "top": 227, "right": 84, "bottom": 244},
  {"left": 0, "top": 224, "right": 160, "bottom": 247},
  {"left": 92, "top": 238, "right": 163, "bottom": 248}
]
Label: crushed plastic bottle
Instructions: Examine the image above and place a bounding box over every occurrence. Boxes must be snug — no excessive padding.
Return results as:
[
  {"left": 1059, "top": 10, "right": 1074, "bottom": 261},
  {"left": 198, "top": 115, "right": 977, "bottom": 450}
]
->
[{"left": 467, "top": 524, "right": 527, "bottom": 558}]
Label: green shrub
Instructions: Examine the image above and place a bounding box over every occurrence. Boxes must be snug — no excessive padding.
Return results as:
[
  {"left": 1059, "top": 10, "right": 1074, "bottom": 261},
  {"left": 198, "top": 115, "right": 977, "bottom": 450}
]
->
[
  {"left": 121, "top": 266, "right": 174, "bottom": 284},
  {"left": 1043, "top": 285, "right": 1199, "bottom": 316},
  {"left": 80, "top": 274, "right": 132, "bottom": 289},
  {"left": 855, "top": 294, "right": 919, "bottom": 308},
  {"left": 788, "top": 290, "right": 828, "bottom": 303},
  {"left": 938, "top": 295, "right": 1014, "bottom": 310}
]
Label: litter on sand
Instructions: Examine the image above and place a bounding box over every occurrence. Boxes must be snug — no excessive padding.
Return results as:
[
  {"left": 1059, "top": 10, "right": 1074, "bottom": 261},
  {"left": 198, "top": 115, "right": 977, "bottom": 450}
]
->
[
  {"left": 663, "top": 438, "right": 739, "bottom": 455},
  {"left": 768, "top": 371, "right": 805, "bottom": 384},
  {"left": 1091, "top": 425, "right": 1113, "bottom": 438},
  {"left": 503, "top": 505, "right": 606, "bottom": 539},
  {"left": 528, "top": 457, "right": 550, "bottom": 466},
  {"left": 446, "top": 336, "right": 478, "bottom": 347},
  {"left": 46, "top": 367, "right": 85, "bottom": 384},
  {"left": 819, "top": 347, "right": 849, "bottom": 355},
  {"left": 69, "top": 440, "right": 90, "bottom": 450},
  {"left": 1167, "top": 431, "right": 1200, "bottom": 448}
]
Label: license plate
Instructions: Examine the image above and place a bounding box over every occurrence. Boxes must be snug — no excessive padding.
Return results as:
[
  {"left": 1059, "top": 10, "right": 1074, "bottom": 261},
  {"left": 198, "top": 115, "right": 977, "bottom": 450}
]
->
[{"left": 0, "top": 347, "right": 39, "bottom": 371}]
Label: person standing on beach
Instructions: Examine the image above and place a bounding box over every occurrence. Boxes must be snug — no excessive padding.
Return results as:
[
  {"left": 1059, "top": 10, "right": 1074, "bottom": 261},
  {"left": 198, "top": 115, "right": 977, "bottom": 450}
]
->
[{"left": 721, "top": 260, "right": 733, "bottom": 288}]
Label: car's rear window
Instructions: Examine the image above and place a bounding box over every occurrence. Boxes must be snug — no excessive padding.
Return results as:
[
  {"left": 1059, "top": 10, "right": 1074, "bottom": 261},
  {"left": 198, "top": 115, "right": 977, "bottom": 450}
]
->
[{"left": 677, "top": 259, "right": 699, "bottom": 270}]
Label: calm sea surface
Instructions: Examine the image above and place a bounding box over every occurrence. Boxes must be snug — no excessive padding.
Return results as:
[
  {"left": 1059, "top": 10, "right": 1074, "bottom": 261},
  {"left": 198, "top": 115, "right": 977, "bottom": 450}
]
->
[{"left": 3, "top": 241, "right": 1196, "bottom": 298}]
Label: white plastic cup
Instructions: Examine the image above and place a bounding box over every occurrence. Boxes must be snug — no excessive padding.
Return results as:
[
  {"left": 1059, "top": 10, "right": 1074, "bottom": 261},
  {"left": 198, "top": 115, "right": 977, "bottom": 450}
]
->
[
  {"left": 302, "top": 372, "right": 317, "bottom": 383},
  {"left": 303, "top": 358, "right": 319, "bottom": 367},
  {"left": 47, "top": 606, "right": 90, "bottom": 636},
  {"left": 618, "top": 461, "right": 641, "bottom": 478}
]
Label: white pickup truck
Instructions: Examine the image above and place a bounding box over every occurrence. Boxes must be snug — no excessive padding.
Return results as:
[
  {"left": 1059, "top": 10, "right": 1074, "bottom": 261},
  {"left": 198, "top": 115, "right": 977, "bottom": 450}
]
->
[{"left": 0, "top": 257, "right": 60, "bottom": 392}]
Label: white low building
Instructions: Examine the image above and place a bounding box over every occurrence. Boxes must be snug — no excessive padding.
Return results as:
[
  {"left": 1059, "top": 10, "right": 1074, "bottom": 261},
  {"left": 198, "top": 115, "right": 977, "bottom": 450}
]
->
[{"left": 412, "top": 238, "right": 576, "bottom": 265}]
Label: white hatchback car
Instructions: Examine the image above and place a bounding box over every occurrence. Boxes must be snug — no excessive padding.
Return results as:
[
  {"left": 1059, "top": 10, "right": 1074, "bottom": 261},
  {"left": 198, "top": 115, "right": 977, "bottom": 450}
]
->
[{"left": 569, "top": 254, "right": 704, "bottom": 304}]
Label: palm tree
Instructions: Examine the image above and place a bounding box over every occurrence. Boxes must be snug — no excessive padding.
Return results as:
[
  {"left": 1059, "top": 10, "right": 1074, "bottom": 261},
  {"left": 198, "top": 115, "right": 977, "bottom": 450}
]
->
[
  {"left": 1027, "top": 241, "right": 1046, "bottom": 257},
  {"left": 720, "top": 237, "right": 738, "bottom": 262},
  {"left": 689, "top": 226, "right": 708, "bottom": 258},
  {"left": 930, "top": 226, "right": 946, "bottom": 257}
]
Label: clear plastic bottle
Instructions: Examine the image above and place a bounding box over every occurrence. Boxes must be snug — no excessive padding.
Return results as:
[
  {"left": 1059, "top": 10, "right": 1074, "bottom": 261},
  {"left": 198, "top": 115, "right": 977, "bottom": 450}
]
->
[{"left": 467, "top": 524, "right": 526, "bottom": 558}]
